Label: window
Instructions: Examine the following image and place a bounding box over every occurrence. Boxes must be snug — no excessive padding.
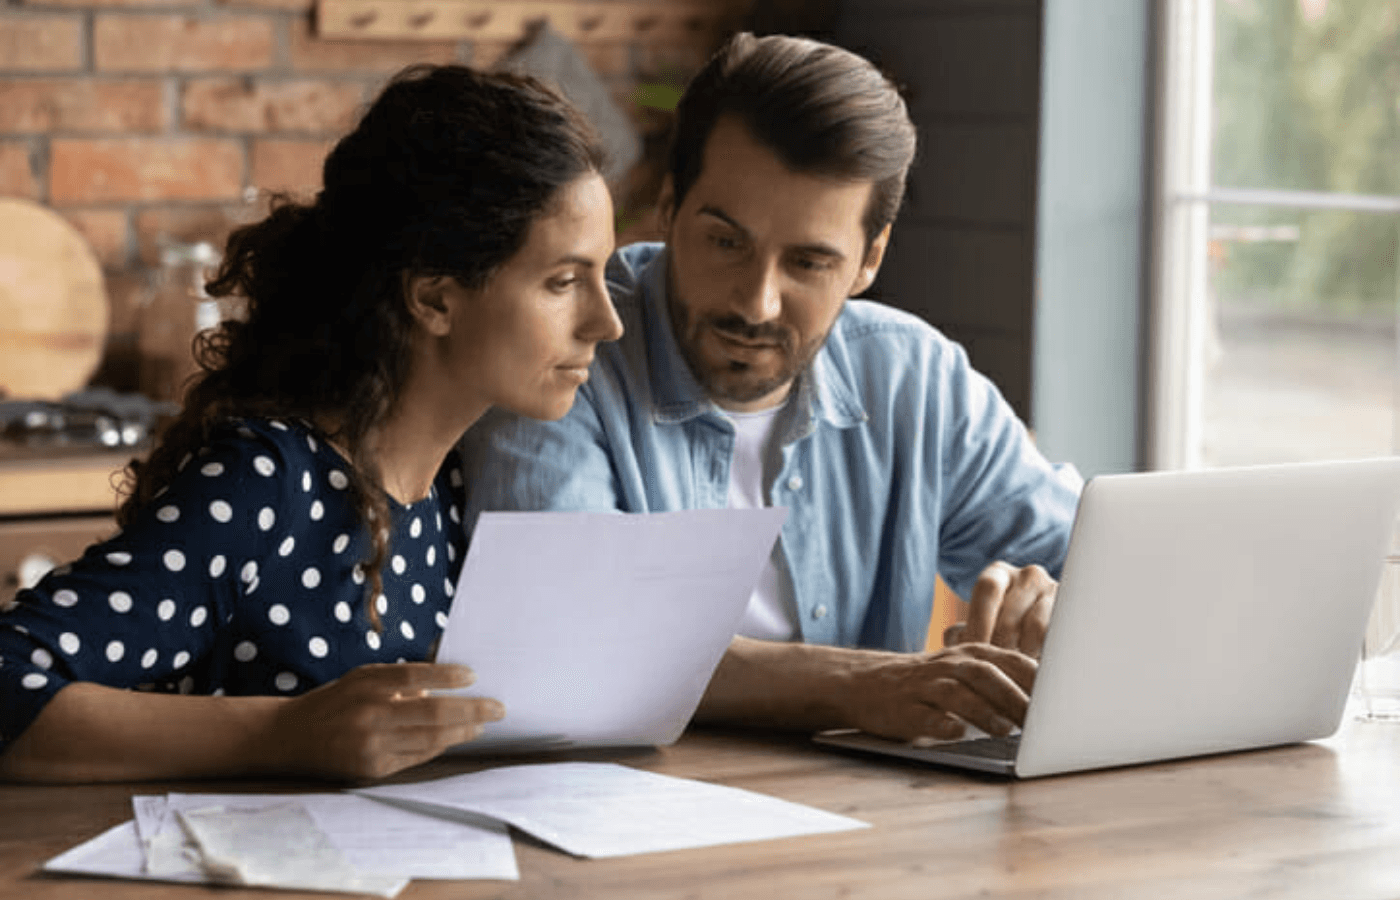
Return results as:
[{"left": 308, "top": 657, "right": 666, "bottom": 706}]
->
[{"left": 1152, "top": 0, "right": 1400, "bottom": 469}]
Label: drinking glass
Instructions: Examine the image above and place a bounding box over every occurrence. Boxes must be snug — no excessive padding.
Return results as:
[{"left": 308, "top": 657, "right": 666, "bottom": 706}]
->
[{"left": 1355, "top": 547, "right": 1400, "bottom": 722}]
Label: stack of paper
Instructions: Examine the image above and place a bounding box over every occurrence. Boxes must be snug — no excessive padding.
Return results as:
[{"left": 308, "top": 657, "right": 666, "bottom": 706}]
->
[
  {"left": 44, "top": 762, "right": 869, "bottom": 890},
  {"left": 46, "top": 791, "right": 518, "bottom": 894}
]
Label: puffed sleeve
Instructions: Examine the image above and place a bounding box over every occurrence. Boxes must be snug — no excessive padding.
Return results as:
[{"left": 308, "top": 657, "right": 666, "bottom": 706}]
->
[{"left": 0, "top": 423, "right": 293, "bottom": 753}]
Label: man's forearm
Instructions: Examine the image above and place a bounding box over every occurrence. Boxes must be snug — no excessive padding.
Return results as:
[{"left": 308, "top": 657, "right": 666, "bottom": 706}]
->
[{"left": 694, "top": 636, "right": 903, "bottom": 732}]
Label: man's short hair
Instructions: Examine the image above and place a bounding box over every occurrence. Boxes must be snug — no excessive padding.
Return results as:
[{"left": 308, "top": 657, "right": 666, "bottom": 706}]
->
[{"left": 668, "top": 32, "right": 918, "bottom": 246}]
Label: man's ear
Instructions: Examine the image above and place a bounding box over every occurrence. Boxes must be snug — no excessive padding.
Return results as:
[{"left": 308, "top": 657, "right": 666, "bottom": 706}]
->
[
  {"left": 403, "top": 274, "right": 455, "bottom": 337},
  {"left": 655, "top": 175, "right": 677, "bottom": 233},
  {"left": 849, "top": 223, "right": 892, "bottom": 297}
]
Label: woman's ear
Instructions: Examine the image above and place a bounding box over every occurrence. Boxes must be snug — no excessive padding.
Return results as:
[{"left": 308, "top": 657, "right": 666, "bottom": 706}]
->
[{"left": 403, "top": 274, "right": 455, "bottom": 337}]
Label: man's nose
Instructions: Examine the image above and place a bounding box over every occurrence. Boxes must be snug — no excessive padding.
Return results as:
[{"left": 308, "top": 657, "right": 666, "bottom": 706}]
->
[{"left": 732, "top": 259, "right": 782, "bottom": 323}]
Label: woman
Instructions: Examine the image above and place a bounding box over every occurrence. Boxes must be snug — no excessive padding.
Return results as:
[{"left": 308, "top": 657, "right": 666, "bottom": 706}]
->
[{"left": 0, "top": 65, "right": 622, "bottom": 783}]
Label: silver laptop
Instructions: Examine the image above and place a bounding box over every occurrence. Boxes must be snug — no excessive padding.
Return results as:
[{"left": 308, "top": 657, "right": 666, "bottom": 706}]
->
[{"left": 815, "top": 458, "right": 1400, "bottom": 778}]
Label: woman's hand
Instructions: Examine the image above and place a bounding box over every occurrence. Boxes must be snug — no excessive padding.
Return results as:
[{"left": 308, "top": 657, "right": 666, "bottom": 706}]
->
[{"left": 271, "top": 662, "right": 504, "bottom": 781}]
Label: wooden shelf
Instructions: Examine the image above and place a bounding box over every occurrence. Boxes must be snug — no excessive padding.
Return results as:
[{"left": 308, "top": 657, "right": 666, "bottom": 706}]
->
[
  {"left": 0, "top": 453, "right": 127, "bottom": 518},
  {"left": 315, "top": 0, "right": 749, "bottom": 44}
]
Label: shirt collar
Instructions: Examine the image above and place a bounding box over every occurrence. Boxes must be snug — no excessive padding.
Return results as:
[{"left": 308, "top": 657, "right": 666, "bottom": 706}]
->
[{"left": 638, "top": 247, "right": 868, "bottom": 438}]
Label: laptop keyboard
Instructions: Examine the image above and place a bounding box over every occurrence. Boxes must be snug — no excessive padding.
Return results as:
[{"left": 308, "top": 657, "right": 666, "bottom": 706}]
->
[{"left": 932, "top": 734, "right": 1022, "bottom": 761}]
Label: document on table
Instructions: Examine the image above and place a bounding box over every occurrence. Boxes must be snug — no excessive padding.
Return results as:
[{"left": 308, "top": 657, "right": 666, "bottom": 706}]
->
[
  {"left": 358, "top": 761, "right": 869, "bottom": 859},
  {"left": 45, "top": 790, "right": 518, "bottom": 891},
  {"left": 438, "top": 508, "right": 788, "bottom": 751}
]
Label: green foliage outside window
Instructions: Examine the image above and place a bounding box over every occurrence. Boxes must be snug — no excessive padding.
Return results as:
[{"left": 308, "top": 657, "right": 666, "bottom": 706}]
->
[{"left": 1212, "top": 0, "right": 1399, "bottom": 313}]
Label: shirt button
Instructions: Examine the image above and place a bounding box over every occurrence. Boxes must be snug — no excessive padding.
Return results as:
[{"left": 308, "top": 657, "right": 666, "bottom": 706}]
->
[
  {"left": 787, "top": 475, "right": 804, "bottom": 491},
  {"left": 812, "top": 604, "right": 828, "bottom": 620}
]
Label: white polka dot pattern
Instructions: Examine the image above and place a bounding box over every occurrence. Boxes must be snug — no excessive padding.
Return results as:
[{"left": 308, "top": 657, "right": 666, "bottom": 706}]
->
[{"left": 0, "top": 418, "right": 467, "bottom": 745}]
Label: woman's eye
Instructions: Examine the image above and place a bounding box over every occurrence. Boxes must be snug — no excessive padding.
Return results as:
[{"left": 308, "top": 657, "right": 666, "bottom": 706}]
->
[
  {"left": 708, "top": 233, "right": 742, "bottom": 251},
  {"left": 548, "top": 276, "right": 577, "bottom": 292}
]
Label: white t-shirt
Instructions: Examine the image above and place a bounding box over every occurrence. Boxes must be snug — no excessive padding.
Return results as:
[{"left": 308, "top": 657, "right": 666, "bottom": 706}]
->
[{"left": 725, "top": 405, "right": 799, "bottom": 642}]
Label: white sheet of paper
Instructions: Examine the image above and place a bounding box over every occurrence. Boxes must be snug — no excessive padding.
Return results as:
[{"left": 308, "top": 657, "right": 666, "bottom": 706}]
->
[
  {"left": 358, "top": 761, "right": 869, "bottom": 859},
  {"left": 169, "top": 793, "right": 517, "bottom": 881},
  {"left": 439, "top": 508, "right": 787, "bottom": 750}
]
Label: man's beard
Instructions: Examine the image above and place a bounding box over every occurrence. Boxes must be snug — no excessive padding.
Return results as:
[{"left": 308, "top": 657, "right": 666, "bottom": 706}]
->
[{"left": 665, "top": 270, "right": 826, "bottom": 406}]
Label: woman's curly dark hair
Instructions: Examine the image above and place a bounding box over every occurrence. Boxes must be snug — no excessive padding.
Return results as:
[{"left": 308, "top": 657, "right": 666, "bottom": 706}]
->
[{"left": 118, "top": 64, "right": 604, "bottom": 624}]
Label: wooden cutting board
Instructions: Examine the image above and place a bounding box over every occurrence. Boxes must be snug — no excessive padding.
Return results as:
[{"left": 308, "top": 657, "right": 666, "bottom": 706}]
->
[{"left": 0, "top": 198, "right": 108, "bottom": 400}]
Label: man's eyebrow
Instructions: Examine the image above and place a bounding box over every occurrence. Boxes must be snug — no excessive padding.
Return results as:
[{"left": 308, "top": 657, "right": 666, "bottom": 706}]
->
[
  {"left": 698, "top": 205, "right": 749, "bottom": 237},
  {"left": 698, "top": 205, "right": 847, "bottom": 262}
]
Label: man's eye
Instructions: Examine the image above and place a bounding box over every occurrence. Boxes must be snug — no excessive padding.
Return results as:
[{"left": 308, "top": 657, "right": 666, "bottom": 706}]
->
[
  {"left": 793, "top": 256, "right": 833, "bottom": 273},
  {"left": 709, "top": 234, "right": 742, "bottom": 251}
]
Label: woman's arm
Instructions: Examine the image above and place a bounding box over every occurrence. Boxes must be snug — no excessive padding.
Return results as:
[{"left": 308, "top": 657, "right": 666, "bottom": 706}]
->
[{"left": 0, "top": 663, "right": 502, "bottom": 783}]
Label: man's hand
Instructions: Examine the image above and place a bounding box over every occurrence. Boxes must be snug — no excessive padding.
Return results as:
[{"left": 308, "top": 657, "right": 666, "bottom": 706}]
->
[
  {"left": 272, "top": 662, "right": 504, "bottom": 781},
  {"left": 697, "top": 637, "right": 1036, "bottom": 742},
  {"left": 837, "top": 643, "right": 1036, "bottom": 742},
  {"left": 944, "top": 561, "right": 1057, "bottom": 657}
]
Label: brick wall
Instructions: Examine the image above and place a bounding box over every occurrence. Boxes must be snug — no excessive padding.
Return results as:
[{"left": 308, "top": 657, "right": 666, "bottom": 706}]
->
[{"left": 0, "top": 1, "right": 711, "bottom": 396}]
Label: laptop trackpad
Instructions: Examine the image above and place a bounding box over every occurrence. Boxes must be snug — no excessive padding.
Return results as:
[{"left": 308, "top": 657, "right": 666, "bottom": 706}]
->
[{"left": 812, "top": 728, "right": 1021, "bottom": 776}]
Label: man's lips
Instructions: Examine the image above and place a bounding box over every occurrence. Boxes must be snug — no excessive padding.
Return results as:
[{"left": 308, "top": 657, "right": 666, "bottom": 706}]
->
[{"left": 712, "top": 328, "right": 783, "bottom": 351}]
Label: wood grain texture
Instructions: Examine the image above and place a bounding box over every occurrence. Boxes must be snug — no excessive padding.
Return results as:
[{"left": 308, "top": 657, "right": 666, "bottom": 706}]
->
[
  {"left": 4, "top": 717, "right": 1400, "bottom": 899},
  {"left": 0, "top": 199, "right": 107, "bottom": 400}
]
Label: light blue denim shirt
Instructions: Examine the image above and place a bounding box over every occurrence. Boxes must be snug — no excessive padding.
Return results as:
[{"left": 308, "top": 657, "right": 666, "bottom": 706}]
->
[{"left": 459, "top": 243, "right": 1082, "bottom": 652}]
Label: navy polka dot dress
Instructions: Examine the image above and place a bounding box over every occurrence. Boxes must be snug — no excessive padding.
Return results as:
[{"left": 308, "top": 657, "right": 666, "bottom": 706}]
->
[{"left": 0, "top": 418, "right": 467, "bottom": 753}]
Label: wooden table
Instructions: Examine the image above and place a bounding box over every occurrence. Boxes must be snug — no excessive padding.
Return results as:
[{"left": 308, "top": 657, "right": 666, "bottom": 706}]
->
[{"left": 4, "top": 715, "right": 1400, "bottom": 900}]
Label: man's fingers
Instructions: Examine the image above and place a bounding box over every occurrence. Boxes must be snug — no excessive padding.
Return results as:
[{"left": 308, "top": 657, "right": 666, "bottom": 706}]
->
[
  {"left": 921, "top": 679, "right": 1019, "bottom": 736},
  {"left": 957, "top": 643, "right": 1038, "bottom": 693},
  {"left": 989, "top": 565, "right": 1052, "bottom": 648},
  {"left": 963, "top": 562, "right": 1012, "bottom": 644},
  {"left": 1016, "top": 596, "right": 1053, "bottom": 658}
]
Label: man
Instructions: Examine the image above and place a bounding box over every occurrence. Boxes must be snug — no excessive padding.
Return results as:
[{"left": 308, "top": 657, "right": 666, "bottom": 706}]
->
[{"left": 459, "top": 32, "right": 1082, "bottom": 743}]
